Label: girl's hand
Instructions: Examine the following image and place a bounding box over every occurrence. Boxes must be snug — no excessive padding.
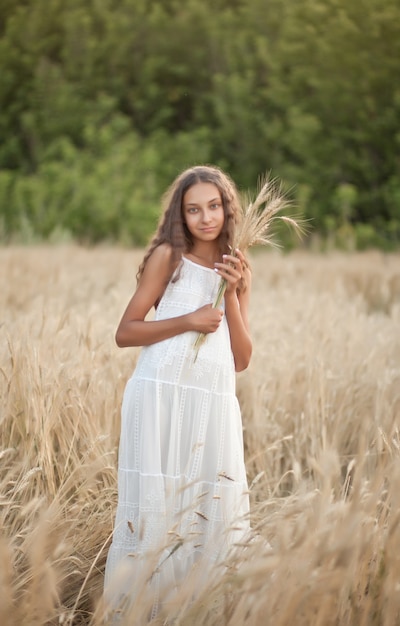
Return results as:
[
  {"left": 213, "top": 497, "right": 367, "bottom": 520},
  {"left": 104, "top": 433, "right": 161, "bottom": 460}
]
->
[
  {"left": 214, "top": 249, "right": 246, "bottom": 294},
  {"left": 189, "top": 304, "right": 224, "bottom": 334}
]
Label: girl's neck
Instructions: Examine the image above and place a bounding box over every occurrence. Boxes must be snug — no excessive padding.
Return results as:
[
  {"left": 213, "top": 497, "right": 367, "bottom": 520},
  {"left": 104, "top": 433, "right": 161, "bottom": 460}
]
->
[{"left": 187, "top": 243, "right": 221, "bottom": 268}]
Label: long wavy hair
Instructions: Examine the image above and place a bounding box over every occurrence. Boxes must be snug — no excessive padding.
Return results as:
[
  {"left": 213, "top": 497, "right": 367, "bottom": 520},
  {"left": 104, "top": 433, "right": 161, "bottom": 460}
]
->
[{"left": 137, "top": 165, "right": 243, "bottom": 284}]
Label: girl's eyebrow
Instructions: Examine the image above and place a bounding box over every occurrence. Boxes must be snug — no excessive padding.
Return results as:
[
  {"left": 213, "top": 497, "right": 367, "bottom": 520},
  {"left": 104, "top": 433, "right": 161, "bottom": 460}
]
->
[{"left": 185, "top": 197, "right": 221, "bottom": 206}]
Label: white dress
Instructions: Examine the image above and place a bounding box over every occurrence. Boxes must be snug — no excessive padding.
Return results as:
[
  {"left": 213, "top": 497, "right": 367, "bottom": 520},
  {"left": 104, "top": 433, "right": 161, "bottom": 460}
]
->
[{"left": 104, "top": 256, "right": 250, "bottom": 616}]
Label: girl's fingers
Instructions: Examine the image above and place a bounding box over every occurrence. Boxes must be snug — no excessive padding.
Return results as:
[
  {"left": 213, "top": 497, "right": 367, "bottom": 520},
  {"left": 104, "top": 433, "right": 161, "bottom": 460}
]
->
[
  {"left": 226, "top": 254, "right": 243, "bottom": 274},
  {"left": 215, "top": 262, "right": 242, "bottom": 284},
  {"left": 214, "top": 251, "right": 246, "bottom": 284},
  {"left": 234, "top": 248, "right": 245, "bottom": 262},
  {"left": 225, "top": 253, "right": 243, "bottom": 268}
]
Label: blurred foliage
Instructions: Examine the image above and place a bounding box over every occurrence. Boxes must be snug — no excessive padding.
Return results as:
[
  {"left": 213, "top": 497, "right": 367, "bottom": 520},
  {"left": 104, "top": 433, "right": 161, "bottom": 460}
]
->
[{"left": 0, "top": 0, "right": 399, "bottom": 247}]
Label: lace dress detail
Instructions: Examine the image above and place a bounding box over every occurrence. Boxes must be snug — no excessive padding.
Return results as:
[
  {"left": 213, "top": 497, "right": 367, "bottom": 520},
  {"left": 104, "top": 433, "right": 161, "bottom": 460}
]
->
[{"left": 104, "top": 256, "right": 250, "bottom": 616}]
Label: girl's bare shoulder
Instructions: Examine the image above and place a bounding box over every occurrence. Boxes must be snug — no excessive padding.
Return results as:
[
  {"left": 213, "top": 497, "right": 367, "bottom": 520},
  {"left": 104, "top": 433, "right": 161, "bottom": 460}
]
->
[
  {"left": 148, "top": 242, "right": 174, "bottom": 265},
  {"left": 140, "top": 243, "right": 178, "bottom": 286}
]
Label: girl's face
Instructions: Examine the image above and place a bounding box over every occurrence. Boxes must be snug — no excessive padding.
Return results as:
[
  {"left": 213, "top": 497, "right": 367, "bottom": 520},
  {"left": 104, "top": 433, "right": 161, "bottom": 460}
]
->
[{"left": 182, "top": 182, "right": 225, "bottom": 245}]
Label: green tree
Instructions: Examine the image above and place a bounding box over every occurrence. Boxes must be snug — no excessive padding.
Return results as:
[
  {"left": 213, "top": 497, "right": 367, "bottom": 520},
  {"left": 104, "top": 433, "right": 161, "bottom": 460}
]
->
[{"left": 0, "top": 0, "right": 399, "bottom": 247}]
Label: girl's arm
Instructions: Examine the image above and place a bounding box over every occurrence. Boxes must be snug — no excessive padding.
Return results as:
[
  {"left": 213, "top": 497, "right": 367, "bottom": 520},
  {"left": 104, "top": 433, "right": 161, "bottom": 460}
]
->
[
  {"left": 214, "top": 250, "right": 252, "bottom": 372},
  {"left": 115, "top": 244, "right": 224, "bottom": 347}
]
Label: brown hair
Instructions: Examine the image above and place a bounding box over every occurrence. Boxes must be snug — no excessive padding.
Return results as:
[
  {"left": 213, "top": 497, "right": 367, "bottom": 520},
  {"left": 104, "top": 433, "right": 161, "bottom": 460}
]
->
[{"left": 137, "top": 165, "right": 242, "bottom": 283}]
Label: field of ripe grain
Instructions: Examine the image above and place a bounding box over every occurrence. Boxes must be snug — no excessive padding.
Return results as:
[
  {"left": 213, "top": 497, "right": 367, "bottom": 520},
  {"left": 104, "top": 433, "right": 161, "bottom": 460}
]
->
[{"left": 1, "top": 246, "right": 400, "bottom": 626}]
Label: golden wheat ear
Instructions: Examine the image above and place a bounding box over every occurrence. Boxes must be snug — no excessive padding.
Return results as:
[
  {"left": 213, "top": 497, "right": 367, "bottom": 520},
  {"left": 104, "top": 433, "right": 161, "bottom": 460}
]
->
[{"left": 234, "top": 175, "right": 299, "bottom": 252}]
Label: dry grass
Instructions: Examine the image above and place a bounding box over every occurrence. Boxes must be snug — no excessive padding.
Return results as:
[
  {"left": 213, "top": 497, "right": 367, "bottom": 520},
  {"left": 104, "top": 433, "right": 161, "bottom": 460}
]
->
[{"left": 1, "top": 245, "right": 400, "bottom": 626}]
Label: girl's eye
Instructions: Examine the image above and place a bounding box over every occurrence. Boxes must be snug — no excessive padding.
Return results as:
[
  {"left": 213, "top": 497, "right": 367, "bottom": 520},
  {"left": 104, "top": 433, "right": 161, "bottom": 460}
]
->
[
  {"left": 187, "top": 207, "right": 198, "bottom": 213},
  {"left": 211, "top": 203, "right": 221, "bottom": 209}
]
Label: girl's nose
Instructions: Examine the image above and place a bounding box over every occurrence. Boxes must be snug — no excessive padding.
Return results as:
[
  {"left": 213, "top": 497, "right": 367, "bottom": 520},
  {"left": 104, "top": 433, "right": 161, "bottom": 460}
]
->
[{"left": 202, "top": 209, "right": 212, "bottom": 223}]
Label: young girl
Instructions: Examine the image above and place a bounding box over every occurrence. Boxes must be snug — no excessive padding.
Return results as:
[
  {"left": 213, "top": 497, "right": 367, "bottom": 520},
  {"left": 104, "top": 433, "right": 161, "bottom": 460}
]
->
[{"left": 104, "top": 165, "right": 252, "bottom": 618}]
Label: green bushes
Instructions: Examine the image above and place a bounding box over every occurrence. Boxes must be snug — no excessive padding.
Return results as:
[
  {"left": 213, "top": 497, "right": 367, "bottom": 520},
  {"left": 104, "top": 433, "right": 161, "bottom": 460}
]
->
[
  {"left": 1, "top": 0, "right": 400, "bottom": 248},
  {"left": 0, "top": 118, "right": 214, "bottom": 245}
]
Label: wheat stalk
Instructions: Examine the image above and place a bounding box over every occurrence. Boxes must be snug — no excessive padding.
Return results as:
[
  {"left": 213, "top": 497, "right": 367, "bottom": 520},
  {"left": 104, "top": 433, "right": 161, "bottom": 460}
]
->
[{"left": 192, "top": 174, "right": 303, "bottom": 360}]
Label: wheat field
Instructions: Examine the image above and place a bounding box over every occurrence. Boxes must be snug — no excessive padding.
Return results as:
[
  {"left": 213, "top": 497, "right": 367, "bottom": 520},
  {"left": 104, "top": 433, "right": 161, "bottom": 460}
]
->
[{"left": 1, "top": 245, "right": 400, "bottom": 626}]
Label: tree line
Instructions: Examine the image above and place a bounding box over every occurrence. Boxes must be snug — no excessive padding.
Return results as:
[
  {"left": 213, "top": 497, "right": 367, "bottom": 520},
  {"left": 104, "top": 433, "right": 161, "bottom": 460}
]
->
[{"left": 0, "top": 0, "right": 399, "bottom": 248}]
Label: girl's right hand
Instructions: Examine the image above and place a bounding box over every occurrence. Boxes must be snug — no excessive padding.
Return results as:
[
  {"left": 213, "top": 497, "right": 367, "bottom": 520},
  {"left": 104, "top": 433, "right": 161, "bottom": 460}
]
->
[{"left": 189, "top": 304, "right": 223, "bottom": 334}]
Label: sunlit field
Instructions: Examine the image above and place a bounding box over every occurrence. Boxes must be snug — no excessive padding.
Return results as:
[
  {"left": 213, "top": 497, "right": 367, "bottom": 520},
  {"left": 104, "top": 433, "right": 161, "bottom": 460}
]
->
[{"left": 1, "top": 245, "right": 400, "bottom": 626}]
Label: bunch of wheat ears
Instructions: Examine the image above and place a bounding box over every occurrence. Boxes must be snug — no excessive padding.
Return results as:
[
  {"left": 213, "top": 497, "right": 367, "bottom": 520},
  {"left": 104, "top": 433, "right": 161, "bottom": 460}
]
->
[{"left": 193, "top": 175, "right": 303, "bottom": 358}]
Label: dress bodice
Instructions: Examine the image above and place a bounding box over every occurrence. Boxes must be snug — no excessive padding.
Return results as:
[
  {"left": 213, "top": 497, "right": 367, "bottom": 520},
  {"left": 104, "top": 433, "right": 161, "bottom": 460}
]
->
[{"left": 133, "top": 256, "right": 235, "bottom": 392}]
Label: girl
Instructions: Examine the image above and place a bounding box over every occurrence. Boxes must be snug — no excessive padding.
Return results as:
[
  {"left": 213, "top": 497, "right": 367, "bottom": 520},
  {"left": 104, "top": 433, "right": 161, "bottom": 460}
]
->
[{"left": 104, "top": 165, "right": 252, "bottom": 618}]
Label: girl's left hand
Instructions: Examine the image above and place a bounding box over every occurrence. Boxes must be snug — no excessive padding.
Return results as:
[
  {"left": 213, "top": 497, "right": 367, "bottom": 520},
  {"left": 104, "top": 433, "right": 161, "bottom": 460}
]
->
[{"left": 214, "top": 249, "right": 246, "bottom": 294}]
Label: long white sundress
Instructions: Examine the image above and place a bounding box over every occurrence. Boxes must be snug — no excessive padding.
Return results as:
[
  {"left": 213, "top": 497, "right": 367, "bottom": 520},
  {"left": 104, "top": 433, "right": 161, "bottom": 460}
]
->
[{"left": 104, "top": 256, "right": 250, "bottom": 618}]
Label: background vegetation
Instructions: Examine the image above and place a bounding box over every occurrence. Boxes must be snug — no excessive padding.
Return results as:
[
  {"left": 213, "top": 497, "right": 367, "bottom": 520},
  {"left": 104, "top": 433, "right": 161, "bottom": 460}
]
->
[
  {"left": 1, "top": 0, "right": 400, "bottom": 248},
  {"left": 1, "top": 246, "right": 400, "bottom": 624}
]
